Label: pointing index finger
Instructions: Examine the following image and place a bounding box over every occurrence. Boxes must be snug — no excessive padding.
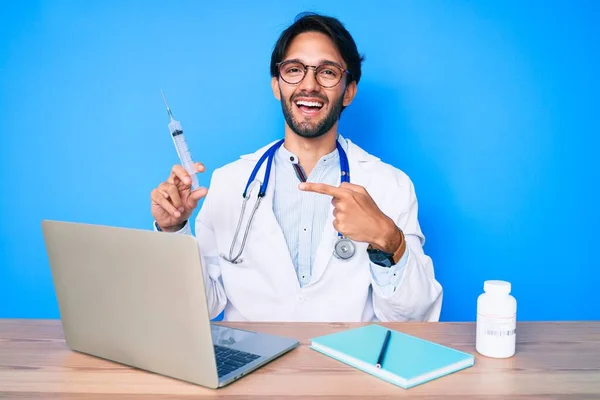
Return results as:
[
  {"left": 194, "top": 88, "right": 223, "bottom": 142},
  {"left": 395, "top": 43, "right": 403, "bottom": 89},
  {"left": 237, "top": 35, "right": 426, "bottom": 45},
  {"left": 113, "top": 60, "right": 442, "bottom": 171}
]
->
[{"left": 298, "top": 182, "right": 347, "bottom": 198}]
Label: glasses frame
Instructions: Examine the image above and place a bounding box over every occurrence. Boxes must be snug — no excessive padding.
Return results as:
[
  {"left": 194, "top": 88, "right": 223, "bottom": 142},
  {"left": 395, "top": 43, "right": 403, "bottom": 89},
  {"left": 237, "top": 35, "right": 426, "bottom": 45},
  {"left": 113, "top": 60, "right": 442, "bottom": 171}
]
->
[{"left": 276, "top": 59, "right": 352, "bottom": 88}]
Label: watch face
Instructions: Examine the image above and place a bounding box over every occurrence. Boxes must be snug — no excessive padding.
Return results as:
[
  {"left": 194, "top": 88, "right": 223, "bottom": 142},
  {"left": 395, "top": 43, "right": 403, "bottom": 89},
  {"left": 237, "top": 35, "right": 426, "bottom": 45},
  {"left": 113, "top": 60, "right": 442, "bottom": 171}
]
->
[
  {"left": 368, "top": 249, "right": 393, "bottom": 267},
  {"left": 373, "top": 253, "right": 387, "bottom": 262}
]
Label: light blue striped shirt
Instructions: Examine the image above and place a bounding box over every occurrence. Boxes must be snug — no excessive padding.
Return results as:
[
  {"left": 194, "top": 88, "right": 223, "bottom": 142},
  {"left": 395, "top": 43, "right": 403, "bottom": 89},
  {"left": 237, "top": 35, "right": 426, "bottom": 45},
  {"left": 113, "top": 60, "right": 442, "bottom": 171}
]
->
[{"left": 272, "top": 142, "right": 407, "bottom": 294}]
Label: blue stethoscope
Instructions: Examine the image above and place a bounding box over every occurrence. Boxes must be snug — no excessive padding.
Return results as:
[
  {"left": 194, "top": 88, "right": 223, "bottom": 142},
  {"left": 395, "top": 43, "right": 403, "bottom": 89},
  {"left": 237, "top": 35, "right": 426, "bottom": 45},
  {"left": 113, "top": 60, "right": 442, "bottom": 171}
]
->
[{"left": 220, "top": 139, "right": 355, "bottom": 264}]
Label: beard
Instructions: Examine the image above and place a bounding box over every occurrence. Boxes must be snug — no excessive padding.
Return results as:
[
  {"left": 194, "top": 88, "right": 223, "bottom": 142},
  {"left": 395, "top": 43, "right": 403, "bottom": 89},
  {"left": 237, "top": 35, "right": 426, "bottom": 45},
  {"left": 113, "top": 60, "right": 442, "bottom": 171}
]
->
[{"left": 280, "top": 89, "right": 345, "bottom": 139}]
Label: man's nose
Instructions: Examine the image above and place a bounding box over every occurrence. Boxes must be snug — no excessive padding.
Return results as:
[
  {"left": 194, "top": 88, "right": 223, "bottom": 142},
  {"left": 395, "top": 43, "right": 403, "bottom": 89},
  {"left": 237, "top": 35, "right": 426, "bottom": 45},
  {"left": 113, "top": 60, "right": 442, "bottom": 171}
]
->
[{"left": 298, "top": 67, "right": 320, "bottom": 92}]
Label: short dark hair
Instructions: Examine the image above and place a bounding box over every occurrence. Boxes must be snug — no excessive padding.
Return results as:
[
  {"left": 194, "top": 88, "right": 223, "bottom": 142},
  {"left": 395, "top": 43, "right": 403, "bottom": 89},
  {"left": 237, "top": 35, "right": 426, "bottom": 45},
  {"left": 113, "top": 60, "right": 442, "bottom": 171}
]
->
[{"left": 270, "top": 12, "right": 365, "bottom": 86}]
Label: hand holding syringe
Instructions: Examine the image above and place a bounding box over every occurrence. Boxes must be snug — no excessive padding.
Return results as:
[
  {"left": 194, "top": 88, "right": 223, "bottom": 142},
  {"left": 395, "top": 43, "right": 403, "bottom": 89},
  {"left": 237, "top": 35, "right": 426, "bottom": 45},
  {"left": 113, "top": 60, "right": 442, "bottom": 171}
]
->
[
  {"left": 161, "top": 90, "right": 200, "bottom": 191},
  {"left": 150, "top": 92, "right": 207, "bottom": 232}
]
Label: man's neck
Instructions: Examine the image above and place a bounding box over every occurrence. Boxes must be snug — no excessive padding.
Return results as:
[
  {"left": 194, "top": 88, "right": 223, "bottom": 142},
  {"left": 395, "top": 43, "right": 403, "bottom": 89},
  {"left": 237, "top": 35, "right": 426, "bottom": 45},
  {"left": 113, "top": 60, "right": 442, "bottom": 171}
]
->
[{"left": 283, "top": 127, "right": 338, "bottom": 177}]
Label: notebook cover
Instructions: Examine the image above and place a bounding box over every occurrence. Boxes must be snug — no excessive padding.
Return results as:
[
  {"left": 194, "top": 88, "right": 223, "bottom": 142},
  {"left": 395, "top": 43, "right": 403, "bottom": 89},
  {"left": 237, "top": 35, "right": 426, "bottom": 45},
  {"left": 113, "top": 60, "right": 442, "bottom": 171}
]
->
[{"left": 310, "top": 324, "right": 474, "bottom": 389}]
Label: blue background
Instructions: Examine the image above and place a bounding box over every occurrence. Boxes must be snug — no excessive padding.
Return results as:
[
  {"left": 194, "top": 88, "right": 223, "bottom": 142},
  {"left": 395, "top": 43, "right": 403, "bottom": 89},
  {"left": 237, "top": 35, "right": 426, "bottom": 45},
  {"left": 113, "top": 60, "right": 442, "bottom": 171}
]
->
[{"left": 1, "top": 1, "right": 598, "bottom": 321}]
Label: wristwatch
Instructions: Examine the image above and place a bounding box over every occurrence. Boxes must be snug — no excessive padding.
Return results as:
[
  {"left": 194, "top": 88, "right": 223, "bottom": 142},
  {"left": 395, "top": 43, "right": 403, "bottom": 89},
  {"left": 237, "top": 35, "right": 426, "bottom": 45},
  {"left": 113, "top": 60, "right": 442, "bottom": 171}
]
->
[{"left": 367, "top": 229, "right": 406, "bottom": 268}]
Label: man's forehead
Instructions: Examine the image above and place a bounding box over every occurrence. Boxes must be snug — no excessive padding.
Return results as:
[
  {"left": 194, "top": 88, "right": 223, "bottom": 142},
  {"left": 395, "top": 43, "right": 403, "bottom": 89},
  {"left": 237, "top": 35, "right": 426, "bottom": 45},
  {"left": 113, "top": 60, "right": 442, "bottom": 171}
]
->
[{"left": 283, "top": 32, "right": 343, "bottom": 65}]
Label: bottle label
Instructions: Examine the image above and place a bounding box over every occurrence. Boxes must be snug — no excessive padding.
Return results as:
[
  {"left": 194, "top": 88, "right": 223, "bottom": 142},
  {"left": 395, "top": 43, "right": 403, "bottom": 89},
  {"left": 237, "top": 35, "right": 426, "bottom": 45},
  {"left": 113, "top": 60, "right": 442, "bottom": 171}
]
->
[{"left": 477, "top": 313, "right": 516, "bottom": 337}]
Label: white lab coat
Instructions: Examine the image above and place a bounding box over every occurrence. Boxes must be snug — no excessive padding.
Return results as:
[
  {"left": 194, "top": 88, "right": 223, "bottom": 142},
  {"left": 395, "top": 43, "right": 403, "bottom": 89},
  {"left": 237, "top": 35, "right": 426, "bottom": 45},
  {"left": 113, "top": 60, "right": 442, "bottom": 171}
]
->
[{"left": 192, "top": 137, "right": 443, "bottom": 322}]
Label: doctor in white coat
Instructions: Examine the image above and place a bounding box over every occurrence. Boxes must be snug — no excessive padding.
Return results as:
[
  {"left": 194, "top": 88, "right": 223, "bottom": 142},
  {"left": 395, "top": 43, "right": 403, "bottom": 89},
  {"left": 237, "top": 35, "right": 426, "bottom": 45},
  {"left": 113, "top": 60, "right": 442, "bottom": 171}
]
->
[{"left": 150, "top": 13, "right": 442, "bottom": 322}]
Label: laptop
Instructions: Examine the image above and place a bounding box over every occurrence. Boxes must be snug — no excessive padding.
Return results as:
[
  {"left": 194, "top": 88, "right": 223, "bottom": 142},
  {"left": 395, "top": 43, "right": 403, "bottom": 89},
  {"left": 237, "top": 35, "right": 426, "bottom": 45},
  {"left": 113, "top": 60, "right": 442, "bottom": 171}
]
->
[{"left": 41, "top": 219, "right": 299, "bottom": 388}]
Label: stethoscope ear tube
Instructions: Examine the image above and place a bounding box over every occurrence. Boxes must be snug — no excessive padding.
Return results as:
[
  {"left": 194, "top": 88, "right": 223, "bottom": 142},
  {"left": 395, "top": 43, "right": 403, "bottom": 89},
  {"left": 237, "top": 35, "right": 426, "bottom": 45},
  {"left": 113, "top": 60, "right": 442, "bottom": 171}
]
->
[
  {"left": 222, "top": 180, "right": 264, "bottom": 264},
  {"left": 243, "top": 140, "right": 285, "bottom": 197}
]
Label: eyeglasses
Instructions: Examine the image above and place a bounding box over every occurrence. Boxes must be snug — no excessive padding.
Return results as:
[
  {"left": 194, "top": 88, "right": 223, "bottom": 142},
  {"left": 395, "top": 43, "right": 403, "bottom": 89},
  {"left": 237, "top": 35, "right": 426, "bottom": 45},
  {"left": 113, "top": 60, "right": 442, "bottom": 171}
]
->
[{"left": 276, "top": 60, "right": 351, "bottom": 88}]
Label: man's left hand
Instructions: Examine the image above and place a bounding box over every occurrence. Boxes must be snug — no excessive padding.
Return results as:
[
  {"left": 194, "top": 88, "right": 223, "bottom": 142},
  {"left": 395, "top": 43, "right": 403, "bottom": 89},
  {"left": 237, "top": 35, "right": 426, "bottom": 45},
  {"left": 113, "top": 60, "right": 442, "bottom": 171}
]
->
[{"left": 298, "top": 182, "right": 402, "bottom": 253}]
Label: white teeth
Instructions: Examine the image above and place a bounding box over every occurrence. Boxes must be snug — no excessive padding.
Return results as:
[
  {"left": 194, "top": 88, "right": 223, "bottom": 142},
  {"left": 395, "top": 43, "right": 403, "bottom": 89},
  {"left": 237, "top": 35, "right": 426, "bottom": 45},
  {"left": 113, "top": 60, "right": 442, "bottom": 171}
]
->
[{"left": 296, "top": 100, "right": 323, "bottom": 108}]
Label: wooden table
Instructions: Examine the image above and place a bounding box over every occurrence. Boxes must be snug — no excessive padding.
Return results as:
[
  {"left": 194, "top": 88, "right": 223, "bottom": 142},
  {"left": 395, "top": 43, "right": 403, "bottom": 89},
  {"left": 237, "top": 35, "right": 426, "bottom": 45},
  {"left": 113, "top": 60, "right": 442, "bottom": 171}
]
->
[{"left": 1, "top": 320, "right": 599, "bottom": 399}]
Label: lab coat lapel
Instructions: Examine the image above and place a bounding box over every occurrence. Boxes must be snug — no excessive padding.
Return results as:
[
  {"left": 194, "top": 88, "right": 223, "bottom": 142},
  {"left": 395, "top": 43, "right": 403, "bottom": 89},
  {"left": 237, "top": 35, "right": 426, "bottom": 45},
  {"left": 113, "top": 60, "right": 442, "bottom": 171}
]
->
[{"left": 308, "top": 140, "right": 372, "bottom": 285}]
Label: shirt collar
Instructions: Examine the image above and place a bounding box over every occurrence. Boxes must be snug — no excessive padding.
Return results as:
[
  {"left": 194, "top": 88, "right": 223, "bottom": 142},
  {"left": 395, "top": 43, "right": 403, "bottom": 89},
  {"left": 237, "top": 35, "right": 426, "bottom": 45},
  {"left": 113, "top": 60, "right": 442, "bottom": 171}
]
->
[
  {"left": 241, "top": 134, "right": 367, "bottom": 162},
  {"left": 275, "top": 141, "right": 340, "bottom": 169}
]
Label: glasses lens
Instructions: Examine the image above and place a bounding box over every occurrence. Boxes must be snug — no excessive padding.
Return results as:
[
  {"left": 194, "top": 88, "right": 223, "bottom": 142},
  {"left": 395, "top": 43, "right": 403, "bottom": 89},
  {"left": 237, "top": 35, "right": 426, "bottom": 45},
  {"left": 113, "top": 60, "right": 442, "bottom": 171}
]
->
[
  {"left": 316, "top": 64, "right": 343, "bottom": 88},
  {"left": 279, "top": 61, "right": 305, "bottom": 84}
]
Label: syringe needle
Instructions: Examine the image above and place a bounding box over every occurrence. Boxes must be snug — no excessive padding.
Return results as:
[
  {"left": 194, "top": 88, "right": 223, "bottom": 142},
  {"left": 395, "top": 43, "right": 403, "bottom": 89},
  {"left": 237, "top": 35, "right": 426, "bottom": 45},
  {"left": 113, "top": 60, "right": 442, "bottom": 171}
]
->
[{"left": 160, "top": 89, "right": 174, "bottom": 120}]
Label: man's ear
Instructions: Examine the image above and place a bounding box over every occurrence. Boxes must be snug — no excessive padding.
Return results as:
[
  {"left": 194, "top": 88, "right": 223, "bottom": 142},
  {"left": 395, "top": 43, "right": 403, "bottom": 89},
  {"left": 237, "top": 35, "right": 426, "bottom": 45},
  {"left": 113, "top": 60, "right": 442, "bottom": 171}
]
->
[
  {"left": 342, "top": 80, "right": 357, "bottom": 107},
  {"left": 271, "top": 77, "right": 281, "bottom": 101}
]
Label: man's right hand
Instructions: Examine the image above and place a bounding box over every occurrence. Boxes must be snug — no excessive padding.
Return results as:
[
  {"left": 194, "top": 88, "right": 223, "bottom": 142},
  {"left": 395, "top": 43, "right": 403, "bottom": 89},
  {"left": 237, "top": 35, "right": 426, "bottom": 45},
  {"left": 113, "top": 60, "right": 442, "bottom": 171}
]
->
[{"left": 151, "top": 163, "right": 208, "bottom": 232}]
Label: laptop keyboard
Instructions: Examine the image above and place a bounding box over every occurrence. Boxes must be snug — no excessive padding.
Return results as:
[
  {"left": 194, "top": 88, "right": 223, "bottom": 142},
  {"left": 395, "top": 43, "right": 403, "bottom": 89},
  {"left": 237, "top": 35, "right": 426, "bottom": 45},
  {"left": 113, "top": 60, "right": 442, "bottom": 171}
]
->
[{"left": 214, "top": 344, "right": 261, "bottom": 378}]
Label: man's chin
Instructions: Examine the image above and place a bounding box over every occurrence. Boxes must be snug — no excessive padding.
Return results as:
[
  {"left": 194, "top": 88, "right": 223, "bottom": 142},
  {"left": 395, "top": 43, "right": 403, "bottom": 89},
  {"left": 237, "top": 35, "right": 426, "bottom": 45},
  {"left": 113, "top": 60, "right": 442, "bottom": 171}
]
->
[
  {"left": 291, "top": 125, "right": 327, "bottom": 139},
  {"left": 282, "top": 103, "right": 337, "bottom": 139}
]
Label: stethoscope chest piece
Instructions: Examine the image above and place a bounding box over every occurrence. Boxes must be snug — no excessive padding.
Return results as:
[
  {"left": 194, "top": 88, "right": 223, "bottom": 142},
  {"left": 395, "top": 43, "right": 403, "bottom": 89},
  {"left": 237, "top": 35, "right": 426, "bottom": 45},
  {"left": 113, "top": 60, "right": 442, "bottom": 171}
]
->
[{"left": 334, "top": 237, "right": 355, "bottom": 260}]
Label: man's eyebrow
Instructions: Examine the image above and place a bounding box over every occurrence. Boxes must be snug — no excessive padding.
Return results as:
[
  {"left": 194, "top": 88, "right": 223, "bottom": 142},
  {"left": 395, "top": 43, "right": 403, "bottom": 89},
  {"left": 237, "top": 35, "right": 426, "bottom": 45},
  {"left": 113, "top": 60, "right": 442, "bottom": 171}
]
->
[
  {"left": 319, "top": 60, "right": 344, "bottom": 69},
  {"left": 281, "top": 58, "right": 303, "bottom": 64}
]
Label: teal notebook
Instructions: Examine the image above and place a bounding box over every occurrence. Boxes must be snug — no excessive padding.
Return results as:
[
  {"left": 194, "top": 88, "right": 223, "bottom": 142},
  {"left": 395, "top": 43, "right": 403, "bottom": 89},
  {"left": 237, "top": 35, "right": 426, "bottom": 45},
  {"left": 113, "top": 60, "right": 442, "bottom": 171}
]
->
[{"left": 310, "top": 324, "right": 474, "bottom": 389}]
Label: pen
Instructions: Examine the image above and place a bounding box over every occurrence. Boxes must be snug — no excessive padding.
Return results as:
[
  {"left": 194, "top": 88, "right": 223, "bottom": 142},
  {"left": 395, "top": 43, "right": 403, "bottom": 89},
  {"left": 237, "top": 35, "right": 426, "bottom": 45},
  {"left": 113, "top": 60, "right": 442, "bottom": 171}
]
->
[{"left": 375, "top": 329, "right": 391, "bottom": 369}]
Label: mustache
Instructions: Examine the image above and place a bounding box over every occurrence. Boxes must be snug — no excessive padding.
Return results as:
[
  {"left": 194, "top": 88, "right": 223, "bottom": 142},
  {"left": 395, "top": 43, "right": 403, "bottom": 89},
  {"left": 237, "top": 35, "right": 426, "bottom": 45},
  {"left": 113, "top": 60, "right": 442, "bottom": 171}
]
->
[{"left": 291, "top": 91, "right": 328, "bottom": 103}]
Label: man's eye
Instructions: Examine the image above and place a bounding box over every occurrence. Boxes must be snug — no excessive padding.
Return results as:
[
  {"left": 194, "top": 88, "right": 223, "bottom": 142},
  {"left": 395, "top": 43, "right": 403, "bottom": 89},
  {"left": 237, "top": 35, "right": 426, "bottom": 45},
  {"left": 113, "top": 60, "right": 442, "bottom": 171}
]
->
[{"left": 320, "top": 68, "right": 338, "bottom": 77}]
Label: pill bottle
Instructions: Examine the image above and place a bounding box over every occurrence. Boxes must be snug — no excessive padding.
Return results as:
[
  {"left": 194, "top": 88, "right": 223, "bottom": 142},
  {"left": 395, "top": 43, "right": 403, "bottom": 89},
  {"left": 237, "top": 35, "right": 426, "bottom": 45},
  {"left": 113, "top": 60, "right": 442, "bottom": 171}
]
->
[{"left": 476, "top": 280, "right": 517, "bottom": 358}]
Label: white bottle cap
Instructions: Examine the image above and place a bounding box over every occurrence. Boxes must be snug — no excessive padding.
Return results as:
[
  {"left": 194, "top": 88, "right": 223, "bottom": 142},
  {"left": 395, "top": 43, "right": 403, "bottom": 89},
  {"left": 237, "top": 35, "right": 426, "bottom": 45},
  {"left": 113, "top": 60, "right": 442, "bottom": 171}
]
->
[{"left": 484, "top": 280, "right": 511, "bottom": 295}]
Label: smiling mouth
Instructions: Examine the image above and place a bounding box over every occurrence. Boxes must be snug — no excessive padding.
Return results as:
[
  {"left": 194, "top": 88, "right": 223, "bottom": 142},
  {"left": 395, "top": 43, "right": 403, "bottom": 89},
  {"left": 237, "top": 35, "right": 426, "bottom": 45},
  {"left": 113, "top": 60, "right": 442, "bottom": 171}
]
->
[{"left": 295, "top": 99, "right": 324, "bottom": 116}]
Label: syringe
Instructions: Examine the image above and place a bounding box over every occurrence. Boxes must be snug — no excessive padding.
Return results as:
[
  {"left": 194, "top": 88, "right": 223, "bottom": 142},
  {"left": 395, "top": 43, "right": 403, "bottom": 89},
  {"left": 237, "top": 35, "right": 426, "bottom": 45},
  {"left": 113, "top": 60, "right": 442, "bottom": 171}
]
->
[{"left": 161, "top": 91, "right": 200, "bottom": 191}]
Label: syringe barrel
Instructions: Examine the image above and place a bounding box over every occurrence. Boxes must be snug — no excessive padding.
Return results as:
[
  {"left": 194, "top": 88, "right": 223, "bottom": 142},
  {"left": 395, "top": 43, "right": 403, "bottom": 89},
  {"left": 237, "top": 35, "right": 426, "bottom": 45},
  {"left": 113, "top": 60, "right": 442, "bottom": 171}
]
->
[
  {"left": 171, "top": 131, "right": 200, "bottom": 190},
  {"left": 168, "top": 119, "right": 182, "bottom": 135}
]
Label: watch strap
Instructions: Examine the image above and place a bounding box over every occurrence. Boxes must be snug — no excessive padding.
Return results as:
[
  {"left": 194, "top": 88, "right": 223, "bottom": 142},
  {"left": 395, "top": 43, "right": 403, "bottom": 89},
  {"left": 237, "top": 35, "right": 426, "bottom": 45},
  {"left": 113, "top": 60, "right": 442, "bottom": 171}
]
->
[{"left": 392, "top": 229, "right": 406, "bottom": 264}]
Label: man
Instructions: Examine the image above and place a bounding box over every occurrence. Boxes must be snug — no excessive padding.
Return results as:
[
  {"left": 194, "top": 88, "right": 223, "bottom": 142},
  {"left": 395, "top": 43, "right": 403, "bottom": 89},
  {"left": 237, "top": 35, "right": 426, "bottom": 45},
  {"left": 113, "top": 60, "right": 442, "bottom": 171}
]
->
[{"left": 150, "top": 12, "right": 442, "bottom": 322}]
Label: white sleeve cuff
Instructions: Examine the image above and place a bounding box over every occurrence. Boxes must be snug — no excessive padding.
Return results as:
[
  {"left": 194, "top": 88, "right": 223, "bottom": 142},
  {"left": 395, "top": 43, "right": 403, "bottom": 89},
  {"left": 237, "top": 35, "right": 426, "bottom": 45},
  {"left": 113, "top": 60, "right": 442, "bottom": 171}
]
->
[
  {"left": 369, "top": 246, "right": 410, "bottom": 297},
  {"left": 153, "top": 220, "right": 192, "bottom": 235}
]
